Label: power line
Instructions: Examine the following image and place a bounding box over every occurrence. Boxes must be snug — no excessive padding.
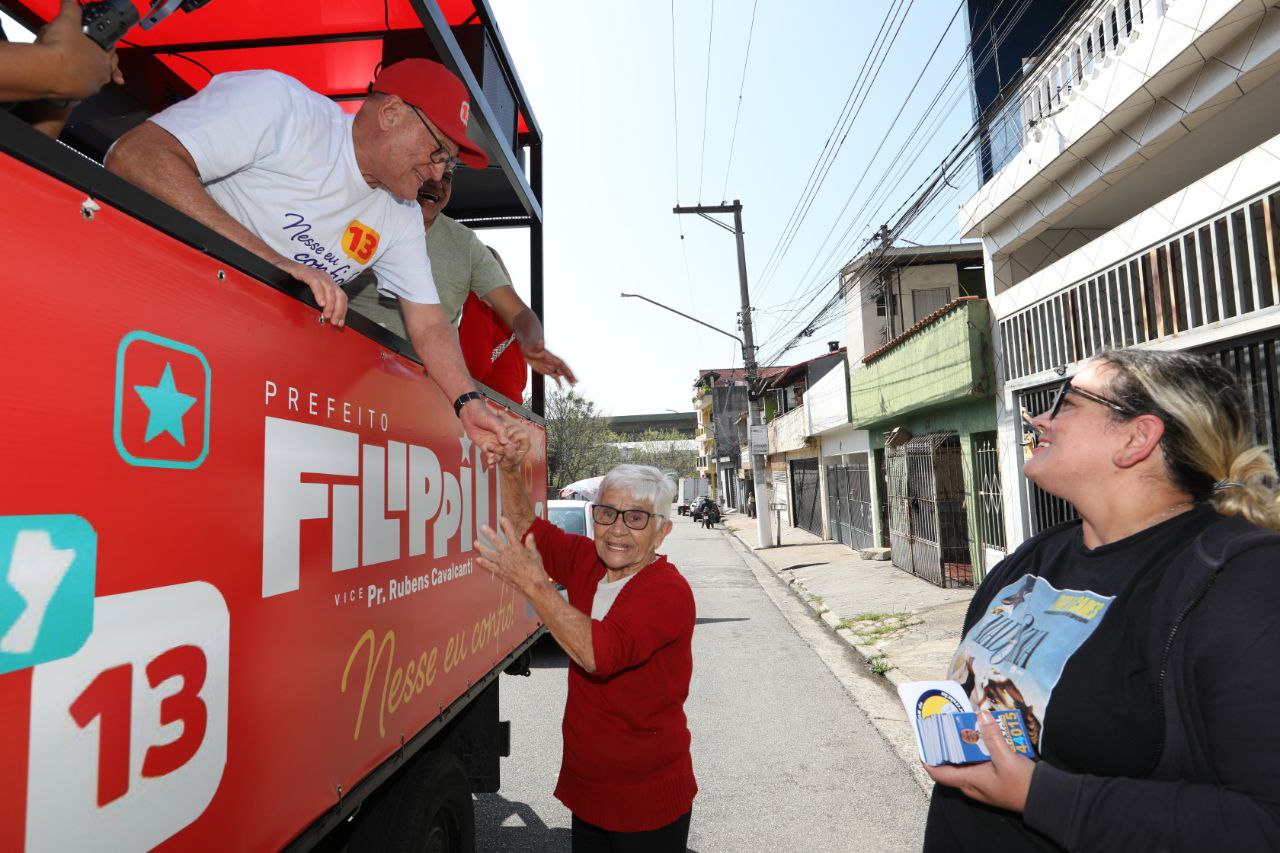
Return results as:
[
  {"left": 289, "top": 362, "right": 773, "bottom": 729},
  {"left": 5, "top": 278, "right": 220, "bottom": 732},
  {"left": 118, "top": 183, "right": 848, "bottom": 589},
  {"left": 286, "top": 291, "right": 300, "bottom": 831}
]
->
[
  {"left": 670, "top": 0, "right": 682, "bottom": 203},
  {"left": 767, "top": 0, "right": 968, "bottom": 311},
  {"left": 720, "top": 0, "right": 759, "bottom": 203},
  {"left": 697, "top": 0, "right": 717, "bottom": 202},
  {"left": 753, "top": 0, "right": 906, "bottom": 284},
  {"left": 757, "top": 126, "right": 994, "bottom": 362},
  {"left": 755, "top": 0, "right": 1039, "bottom": 349},
  {"left": 753, "top": 0, "right": 910, "bottom": 296},
  {"left": 760, "top": 0, "right": 918, "bottom": 294},
  {"left": 796, "top": 0, "right": 1031, "bottom": 293},
  {"left": 758, "top": 139, "right": 989, "bottom": 365},
  {"left": 760, "top": 0, "right": 1025, "bottom": 329},
  {"left": 671, "top": 0, "right": 697, "bottom": 311}
]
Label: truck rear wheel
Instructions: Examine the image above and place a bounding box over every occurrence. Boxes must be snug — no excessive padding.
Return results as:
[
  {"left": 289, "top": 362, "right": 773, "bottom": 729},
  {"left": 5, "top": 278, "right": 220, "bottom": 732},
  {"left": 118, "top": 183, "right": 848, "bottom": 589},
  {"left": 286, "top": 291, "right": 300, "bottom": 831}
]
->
[{"left": 346, "top": 750, "right": 475, "bottom": 853}]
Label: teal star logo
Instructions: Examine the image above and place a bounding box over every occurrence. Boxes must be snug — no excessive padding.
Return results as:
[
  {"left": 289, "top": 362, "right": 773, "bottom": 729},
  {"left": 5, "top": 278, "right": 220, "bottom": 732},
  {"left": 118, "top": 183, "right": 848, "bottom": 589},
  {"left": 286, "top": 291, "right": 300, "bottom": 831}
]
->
[
  {"left": 113, "top": 331, "right": 211, "bottom": 469},
  {"left": 133, "top": 363, "right": 198, "bottom": 445}
]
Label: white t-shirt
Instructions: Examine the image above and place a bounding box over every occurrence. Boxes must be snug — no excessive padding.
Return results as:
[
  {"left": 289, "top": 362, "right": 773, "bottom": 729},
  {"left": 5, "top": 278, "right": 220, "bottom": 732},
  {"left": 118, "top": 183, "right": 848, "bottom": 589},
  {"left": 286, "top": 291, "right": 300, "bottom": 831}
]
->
[
  {"left": 148, "top": 70, "right": 437, "bottom": 305},
  {"left": 591, "top": 573, "right": 636, "bottom": 620}
]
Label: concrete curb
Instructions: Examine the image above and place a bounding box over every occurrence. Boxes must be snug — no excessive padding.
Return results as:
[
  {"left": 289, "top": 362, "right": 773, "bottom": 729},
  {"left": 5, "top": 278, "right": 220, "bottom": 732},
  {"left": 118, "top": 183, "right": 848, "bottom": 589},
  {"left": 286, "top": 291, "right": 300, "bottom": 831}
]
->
[
  {"left": 721, "top": 516, "right": 972, "bottom": 680},
  {"left": 718, "top": 526, "right": 936, "bottom": 794},
  {"left": 717, "top": 514, "right": 981, "bottom": 797},
  {"left": 775, "top": 557, "right": 916, "bottom": 691}
]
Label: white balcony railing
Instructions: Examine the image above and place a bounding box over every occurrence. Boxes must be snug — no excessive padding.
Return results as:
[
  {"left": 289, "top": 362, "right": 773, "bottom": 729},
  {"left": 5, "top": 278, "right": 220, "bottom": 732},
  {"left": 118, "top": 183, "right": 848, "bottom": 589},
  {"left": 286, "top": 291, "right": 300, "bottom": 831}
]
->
[
  {"left": 1020, "top": 0, "right": 1169, "bottom": 140},
  {"left": 999, "top": 182, "right": 1280, "bottom": 382},
  {"left": 768, "top": 405, "right": 810, "bottom": 455}
]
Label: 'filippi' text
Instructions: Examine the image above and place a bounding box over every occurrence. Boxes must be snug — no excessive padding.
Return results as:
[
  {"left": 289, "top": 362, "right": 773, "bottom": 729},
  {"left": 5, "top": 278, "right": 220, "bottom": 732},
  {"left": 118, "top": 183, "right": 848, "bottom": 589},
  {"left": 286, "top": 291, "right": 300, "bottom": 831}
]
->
[{"left": 261, "top": 417, "right": 497, "bottom": 597}]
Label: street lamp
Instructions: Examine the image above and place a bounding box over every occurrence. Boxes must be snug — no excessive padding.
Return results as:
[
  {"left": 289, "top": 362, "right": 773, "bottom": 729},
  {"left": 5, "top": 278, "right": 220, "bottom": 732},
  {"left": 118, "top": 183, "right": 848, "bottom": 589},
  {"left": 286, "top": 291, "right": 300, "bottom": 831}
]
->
[
  {"left": 671, "top": 200, "right": 773, "bottom": 550},
  {"left": 622, "top": 282, "right": 773, "bottom": 548},
  {"left": 620, "top": 293, "right": 742, "bottom": 345}
]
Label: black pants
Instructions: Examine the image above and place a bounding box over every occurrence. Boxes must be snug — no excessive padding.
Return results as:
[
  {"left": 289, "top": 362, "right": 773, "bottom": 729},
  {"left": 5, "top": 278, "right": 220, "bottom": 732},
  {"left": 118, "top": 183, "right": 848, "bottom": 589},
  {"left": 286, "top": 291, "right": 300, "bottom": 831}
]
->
[{"left": 571, "top": 810, "right": 691, "bottom": 853}]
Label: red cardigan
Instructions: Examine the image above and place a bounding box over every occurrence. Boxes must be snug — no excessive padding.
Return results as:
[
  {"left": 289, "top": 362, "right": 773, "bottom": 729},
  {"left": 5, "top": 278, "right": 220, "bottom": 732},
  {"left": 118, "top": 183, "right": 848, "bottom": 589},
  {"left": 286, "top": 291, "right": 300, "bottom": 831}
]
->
[{"left": 527, "top": 517, "right": 697, "bottom": 831}]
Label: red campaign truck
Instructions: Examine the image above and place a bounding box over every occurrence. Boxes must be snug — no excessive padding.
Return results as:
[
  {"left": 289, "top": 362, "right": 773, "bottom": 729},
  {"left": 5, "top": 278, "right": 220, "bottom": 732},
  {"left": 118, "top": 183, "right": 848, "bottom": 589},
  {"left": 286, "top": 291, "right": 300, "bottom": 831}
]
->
[{"left": 0, "top": 1, "right": 549, "bottom": 850}]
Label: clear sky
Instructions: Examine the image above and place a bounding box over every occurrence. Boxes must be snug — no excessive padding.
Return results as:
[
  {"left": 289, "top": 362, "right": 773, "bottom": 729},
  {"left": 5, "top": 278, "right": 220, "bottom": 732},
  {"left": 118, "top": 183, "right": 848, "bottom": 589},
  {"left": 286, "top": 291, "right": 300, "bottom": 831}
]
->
[
  {"left": 3, "top": 2, "right": 980, "bottom": 418},
  {"left": 483, "top": 0, "right": 981, "bottom": 417}
]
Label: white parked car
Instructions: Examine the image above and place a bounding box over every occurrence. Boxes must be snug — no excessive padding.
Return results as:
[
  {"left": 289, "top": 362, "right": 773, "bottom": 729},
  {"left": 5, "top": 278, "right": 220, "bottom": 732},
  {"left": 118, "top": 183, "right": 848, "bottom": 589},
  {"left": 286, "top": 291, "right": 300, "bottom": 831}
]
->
[{"left": 547, "top": 499, "right": 593, "bottom": 537}]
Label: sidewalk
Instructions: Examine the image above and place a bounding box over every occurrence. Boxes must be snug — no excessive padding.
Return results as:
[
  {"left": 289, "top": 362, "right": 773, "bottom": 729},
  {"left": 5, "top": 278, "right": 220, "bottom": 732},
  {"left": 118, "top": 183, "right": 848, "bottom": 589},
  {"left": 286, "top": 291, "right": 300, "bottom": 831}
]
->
[{"left": 721, "top": 511, "right": 972, "bottom": 690}]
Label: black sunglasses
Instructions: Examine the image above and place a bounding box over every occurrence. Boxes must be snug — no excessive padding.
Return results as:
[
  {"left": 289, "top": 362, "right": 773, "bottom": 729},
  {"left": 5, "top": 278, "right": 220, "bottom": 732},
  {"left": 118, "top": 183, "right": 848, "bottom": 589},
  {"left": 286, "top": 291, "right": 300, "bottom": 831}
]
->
[
  {"left": 1047, "top": 380, "right": 1131, "bottom": 420},
  {"left": 591, "top": 504, "right": 658, "bottom": 531}
]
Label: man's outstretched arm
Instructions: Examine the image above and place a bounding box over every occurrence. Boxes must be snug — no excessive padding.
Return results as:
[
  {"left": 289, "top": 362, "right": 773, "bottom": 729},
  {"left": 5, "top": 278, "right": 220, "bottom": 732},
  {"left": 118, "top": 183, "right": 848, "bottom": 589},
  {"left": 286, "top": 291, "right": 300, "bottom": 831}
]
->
[
  {"left": 105, "top": 121, "right": 348, "bottom": 325},
  {"left": 492, "top": 425, "right": 535, "bottom": 538},
  {"left": 481, "top": 285, "right": 577, "bottom": 385},
  {"left": 401, "top": 299, "right": 511, "bottom": 459}
]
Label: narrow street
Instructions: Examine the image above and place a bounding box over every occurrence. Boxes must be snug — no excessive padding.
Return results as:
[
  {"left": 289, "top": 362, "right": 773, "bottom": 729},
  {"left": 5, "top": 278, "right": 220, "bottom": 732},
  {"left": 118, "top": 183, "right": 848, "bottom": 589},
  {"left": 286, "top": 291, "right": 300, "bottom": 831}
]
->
[{"left": 475, "top": 518, "right": 929, "bottom": 852}]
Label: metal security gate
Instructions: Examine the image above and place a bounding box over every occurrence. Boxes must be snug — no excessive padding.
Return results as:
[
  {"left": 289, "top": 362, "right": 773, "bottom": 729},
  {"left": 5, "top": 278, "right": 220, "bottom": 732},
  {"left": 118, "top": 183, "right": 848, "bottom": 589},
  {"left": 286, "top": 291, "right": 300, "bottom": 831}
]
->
[
  {"left": 973, "top": 432, "right": 1006, "bottom": 554},
  {"left": 826, "top": 464, "right": 874, "bottom": 550},
  {"left": 886, "top": 433, "right": 974, "bottom": 588},
  {"left": 790, "top": 458, "right": 822, "bottom": 537}
]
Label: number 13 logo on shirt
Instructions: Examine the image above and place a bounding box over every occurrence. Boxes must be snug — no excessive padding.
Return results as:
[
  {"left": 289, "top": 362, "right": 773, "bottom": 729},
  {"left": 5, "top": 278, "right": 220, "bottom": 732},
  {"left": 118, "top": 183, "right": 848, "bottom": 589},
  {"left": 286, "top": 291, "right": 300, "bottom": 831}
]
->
[
  {"left": 342, "top": 220, "right": 380, "bottom": 264},
  {"left": 25, "top": 583, "right": 229, "bottom": 851}
]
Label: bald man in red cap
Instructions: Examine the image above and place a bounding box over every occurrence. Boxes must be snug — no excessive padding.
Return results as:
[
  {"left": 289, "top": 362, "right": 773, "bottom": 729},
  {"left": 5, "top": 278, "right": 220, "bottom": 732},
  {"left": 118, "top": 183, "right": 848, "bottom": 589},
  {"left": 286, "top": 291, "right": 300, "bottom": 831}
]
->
[{"left": 107, "top": 58, "right": 510, "bottom": 452}]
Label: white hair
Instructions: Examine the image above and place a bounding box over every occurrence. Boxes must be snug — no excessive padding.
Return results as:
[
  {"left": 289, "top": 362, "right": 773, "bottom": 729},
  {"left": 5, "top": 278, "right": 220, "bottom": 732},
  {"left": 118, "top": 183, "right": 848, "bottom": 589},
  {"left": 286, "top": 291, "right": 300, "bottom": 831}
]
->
[{"left": 599, "top": 464, "right": 676, "bottom": 518}]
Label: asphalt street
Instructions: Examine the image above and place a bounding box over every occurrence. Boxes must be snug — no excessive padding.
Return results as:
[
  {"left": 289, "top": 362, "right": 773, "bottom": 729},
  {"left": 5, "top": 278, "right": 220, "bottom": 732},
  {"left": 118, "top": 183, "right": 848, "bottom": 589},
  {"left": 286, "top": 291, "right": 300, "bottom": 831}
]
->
[{"left": 475, "top": 516, "right": 928, "bottom": 852}]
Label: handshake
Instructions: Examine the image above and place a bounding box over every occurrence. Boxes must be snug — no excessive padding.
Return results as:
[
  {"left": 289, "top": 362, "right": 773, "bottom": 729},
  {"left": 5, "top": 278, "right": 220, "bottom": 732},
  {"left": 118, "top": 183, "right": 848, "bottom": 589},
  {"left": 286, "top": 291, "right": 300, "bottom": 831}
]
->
[{"left": 487, "top": 424, "right": 532, "bottom": 473}]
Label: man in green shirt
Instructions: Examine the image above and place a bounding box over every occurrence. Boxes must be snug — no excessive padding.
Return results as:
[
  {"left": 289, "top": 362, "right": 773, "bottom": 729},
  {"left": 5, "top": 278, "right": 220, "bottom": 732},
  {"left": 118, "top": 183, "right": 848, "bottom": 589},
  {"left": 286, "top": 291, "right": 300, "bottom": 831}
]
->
[{"left": 348, "top": 163, "right": 575, "bottom": 389}]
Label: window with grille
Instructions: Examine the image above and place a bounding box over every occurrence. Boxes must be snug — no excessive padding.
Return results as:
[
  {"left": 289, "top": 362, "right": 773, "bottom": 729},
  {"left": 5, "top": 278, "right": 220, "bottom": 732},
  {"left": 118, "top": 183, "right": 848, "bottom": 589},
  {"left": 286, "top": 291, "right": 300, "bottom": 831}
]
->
[
  {"left": 913, "top": 287, "right": 951, "bottom": 324},
  {"left": 1199, "top": 333, "right": 1280, "bottom": 462}
]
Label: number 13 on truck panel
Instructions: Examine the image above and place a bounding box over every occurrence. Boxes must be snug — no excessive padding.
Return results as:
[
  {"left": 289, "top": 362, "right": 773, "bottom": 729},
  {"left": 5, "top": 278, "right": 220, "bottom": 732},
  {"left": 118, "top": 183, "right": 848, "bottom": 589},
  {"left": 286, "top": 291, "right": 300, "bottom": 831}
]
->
[{"left": 25, "top": 583, "right": 230, "bottom": 852}]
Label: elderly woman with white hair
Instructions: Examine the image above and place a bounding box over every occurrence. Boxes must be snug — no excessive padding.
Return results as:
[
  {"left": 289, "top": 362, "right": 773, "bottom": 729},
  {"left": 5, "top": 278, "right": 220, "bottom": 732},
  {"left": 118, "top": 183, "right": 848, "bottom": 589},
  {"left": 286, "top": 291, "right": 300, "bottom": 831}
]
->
[{"left": 477, "top": 432, "right": 697, "bottom": 852}]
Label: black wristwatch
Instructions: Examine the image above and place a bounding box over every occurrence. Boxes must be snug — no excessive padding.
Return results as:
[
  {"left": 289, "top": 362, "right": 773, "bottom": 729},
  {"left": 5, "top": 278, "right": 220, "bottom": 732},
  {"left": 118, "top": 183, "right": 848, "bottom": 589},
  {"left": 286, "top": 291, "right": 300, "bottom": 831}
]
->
[{"left": 452, "top": 391, "right": 484, "bottom": 417}]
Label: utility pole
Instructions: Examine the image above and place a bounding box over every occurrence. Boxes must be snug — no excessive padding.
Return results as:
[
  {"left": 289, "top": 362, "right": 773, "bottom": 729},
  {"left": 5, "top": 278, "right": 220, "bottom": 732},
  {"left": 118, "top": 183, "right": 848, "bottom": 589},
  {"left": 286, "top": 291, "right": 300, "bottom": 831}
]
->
[
  {"left": 672, "top": 200, "right": 773, "bottom": 550},
  {"left": 875, "top": 224, "right": 898, "bottom": 340}
]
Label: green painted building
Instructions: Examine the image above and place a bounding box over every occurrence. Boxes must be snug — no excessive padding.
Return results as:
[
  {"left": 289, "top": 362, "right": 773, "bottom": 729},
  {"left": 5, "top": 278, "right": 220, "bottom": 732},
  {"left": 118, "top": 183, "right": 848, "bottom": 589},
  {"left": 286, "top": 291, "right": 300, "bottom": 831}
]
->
[{"left": 848, "top": 297, "right": 1004, "bottom": 584}]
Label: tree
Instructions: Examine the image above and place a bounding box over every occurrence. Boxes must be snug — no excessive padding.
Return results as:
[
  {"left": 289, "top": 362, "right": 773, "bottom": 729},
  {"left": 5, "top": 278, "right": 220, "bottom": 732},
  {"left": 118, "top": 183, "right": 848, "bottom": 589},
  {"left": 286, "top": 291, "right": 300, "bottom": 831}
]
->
[{"left": 544, "top": 388, "right": 619, "bottom": 490}]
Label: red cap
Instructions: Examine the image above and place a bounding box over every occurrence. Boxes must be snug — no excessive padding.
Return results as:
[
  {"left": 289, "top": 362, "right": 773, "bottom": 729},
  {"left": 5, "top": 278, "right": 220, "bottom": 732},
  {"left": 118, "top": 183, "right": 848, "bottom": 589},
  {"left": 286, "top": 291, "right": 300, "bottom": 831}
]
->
[{"left": 371, "top": 59, "right": 488, "bottom": 169}]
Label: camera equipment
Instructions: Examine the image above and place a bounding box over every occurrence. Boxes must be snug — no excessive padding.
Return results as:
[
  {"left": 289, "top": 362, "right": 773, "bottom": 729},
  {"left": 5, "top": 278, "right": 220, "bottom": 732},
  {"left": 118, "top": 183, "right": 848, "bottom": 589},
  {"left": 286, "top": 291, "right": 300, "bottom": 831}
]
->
[
  {"left": 80, "top": 0, "right": 136, "bottom": 49},
  {"left": 80, "top": 0, "right": 213, "bottom": 51}
]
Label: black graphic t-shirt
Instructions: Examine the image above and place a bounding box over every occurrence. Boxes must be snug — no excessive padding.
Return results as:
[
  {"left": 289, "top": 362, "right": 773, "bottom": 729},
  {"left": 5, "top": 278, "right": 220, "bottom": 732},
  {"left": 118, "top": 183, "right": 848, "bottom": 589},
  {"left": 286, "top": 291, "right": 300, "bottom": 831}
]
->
[{"left": 926, "top": 506, "right": 1219, "bottom": 852}]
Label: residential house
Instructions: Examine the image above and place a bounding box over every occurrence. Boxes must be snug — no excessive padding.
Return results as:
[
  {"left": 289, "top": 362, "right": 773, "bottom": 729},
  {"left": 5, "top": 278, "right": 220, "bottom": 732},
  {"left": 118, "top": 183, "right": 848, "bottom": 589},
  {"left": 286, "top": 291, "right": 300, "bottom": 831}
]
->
[
  {"left": 692, "top": 367, "right": 784, "bottom": 504},
  {"left": 763, "top": 348, "right": 847, "bottom": 538},
  {"left": 959, "top": 0, "right": 1280, "bottom": 548},
  {"left": 693, "top": 376, "right": 716, "bottom": 495},
  {"left": 843, "top": 243, "right": 999, "bottom": 588}
]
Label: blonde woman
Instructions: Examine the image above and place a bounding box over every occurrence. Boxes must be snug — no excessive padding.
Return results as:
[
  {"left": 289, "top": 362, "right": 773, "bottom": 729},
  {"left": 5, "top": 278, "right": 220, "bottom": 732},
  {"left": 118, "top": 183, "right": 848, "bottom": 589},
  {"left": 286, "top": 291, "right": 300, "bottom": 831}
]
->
[{"left": 925, "top": 347, "right": 1280, "bottom": 852}]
